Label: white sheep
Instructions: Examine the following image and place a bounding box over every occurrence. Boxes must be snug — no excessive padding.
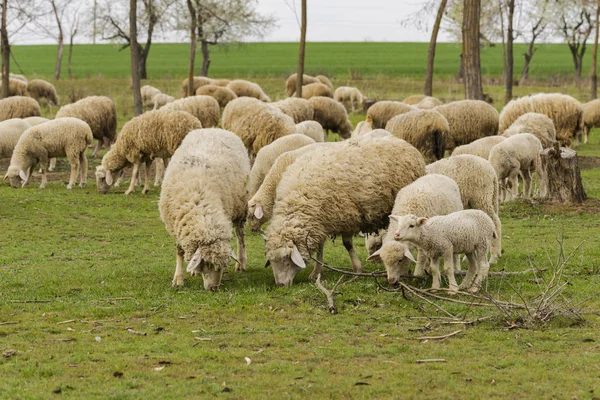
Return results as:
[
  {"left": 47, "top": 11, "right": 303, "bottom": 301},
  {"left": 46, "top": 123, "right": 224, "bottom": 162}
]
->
[
  {"left": 501, "top": 112, "right": 557, "bottom": 148},
  {"left": 141, "top": 85, "right": 162, "bottom": 105},
  {"left": 159, "top": 128, "right": 250, "bottom": 291},
  {"left": 451, "top": 136, "right": 507, "bottom": 159},
  {"left": 295, "top": 121, "right": 324, "bottom": 142},
  {"left": 162, "top": 95, "right": 220, "bottom": 128},
  {"left": 334, "top": 86, "right": 364, "bottom": 113},
  {"left": 152, "top": 93, "right": 175, "bottom": 110},
  {"left": 351, "top": 115, "right": 373, "bottom": 138},
  {"left": 0, "top": 119, "right": 31, "bottom": 160}
]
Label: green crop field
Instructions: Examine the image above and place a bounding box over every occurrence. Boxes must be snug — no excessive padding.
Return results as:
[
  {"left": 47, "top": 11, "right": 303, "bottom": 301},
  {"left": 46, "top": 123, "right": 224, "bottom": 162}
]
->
[{"left": 2, "top": 42, "right": 600, "bottom": 398}]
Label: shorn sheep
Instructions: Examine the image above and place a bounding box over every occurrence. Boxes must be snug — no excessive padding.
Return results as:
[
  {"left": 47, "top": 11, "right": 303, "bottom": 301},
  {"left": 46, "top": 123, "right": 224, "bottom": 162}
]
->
[
  {"left": 384, "top": 109, "right": 448, "bottom": 162},
  {"left": 294, "top": 82, "right": 333, "bottom": 99},
  {"left": 55, "top": 96, "right": 117, "bottom": 158},
  {"left": 270, "top": 97, "right": 314, "bottom": 123},
  {"left": 426, "top": 154, "right": 502, "bottom": 264},
  {"left": 264, "top": 135, "right": 426, "bottom": 286},
  {"left": 159, "top": 128, "right": 250, "bottom": 291},
  {"left": 95, "top": 110, "right": 201, "bottom": 195},
  {"left": 0, "top": 96, "right": 41, "bottom": 122},
  {"left": 27, "top": 79, "right": 60, "bottom": 105},
  {"left": 308, "top": 96, "right": 353, "bottom": 139},
  {"left": 451, "top": 136, "right": 506, "bottom": 159},
  {"left": 195, "top": 84, "right": 238, "bottom": 108},
  {"left": 152, "top": 93, "right": 175, "bottom": 110},
  {"left": 498, "top": 93, "right": 582, "bottom": 146},
  {"left": 227, "top": 79, "right": 270, "bottom": 102},
  {"left": 367, "top": 101, "right": 414, "bottom": 129},
  {"left": 181, "top": 76, "right": 213, "bottom": 96},
  {"left": 488, "top": 133, "right": 542, "bottom": 201},
  {"left": 0, "top": 119, "right": 31, "bottom": 160},
  {"left": 4, "top": 118, "right": 92, "bottom": 189},
  {"left": 583, "top": 99, "right": 600, "bottom": 144},
  {"left": 434, "top": 100, "right": 499, "bottom": 151},
  {"left": 162, "top": 95, "right": 220, "bottom": 128},
  {"left": 285, "top": 73, "right": 320, "bottom": 97},
  {"left": 295, "top": 121, "right": 325, "bottom": 142},
  {"left": 501, "top": 112, "right": 556, "bottom": 148},
  {"left": 334, "top": 86, "right": 364, "bottom": 112}
]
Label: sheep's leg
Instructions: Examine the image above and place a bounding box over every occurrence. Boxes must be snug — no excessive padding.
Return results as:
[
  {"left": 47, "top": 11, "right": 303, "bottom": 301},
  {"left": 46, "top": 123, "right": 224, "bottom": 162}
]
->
[
  {"left": 458, "top": 253, "right": 478, "bottom": 291},
  {"left": 342, "top": 234, "right": 363, "bottom": 272},
  {"left": 443, "top": 251, "right": 459, "bottom": 294},
  {"left": 92, "top": 139, "right": 102, "bottom": 158},
  {"left": 234, "top": 221, "right": 247, "bottom": 272},
  {"left": 142, "top": 160, "right": 152, "bottom": 194},
  {"left": 102, "top": 136, "right": 110, "bottom": 149},
  {"left": 21, "top": 167, "right": 33, "bottom": 187},
  {"left": 413, "top": 250, "right": 427, "bottom": 277},
  {"left": 49, "top": 158, "right": 56, "bottom": 171},
  {"left": 471, "top": 248, "right": 490, "bottom": 293},
  {"left": 79, "top": 151, "right": 88, "bottom": 187},
  {"left": 454, "top": 253, "right": 461, "bottom": 272},
  {"left": 154, "top": 158, "right": 165, "bottom": 187},
  {"left": 309, "top": 242, "right": 325, "bottom": 281},
  {"left": 522, "top": 169, "right": 532, "bottom": 199},
  {"left": 508, "top": 170, "right": 519, "bottom": 199},
  {"left": 489, "top": 212, "right": 502, "bottom": 264},
  {"left": 172, "top": 245, "right": 185, "bottom": 287},
  {"left": 429, "top": 257, "right": 442, "bottom": 291},
  {"left": 67, "top": 155, "right": 80, "bottom": 189},
  {"left": 584, "top": 126, "right": 589, "bottom": 144},
  {"left": 124, "top": 163, "right": 140, "bottom": 195},
  {"left": 114, "top": 169, "right": 125, "bottom": 187}
]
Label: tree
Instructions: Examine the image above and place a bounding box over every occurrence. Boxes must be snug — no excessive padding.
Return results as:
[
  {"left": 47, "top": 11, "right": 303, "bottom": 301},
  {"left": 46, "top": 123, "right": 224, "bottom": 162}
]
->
[
  {"left": 555, "top": 1, "right": 594, "bottom": 77},
  {"left": 66, "top": 4, "right": 82, "bottom": 79},
  {"left": 592, "top": 0, "right": 600, "bottom": 98},
  {"left": 519, "top": 10, "right": 546, "bottom": 85},
  {"left": 425, "top": 0, "right": 448, "bottom": 96},
  {"left": 185, "top": 0, "right": 196, "bottom": 96},
  {"left": 462, "top": 0, "right": 483, "bottom": 100},
  {"left": 130, "top": 0, "right": 142, "bottom": 115},
  {"left": 295, "top": 0, "right": 307, "bottom": 98},
  {"left": 498, "top": 0, "right": 515, "bottom": 104},
  {"left": 49, "top": 0, "right": 64, "bottom": 80},
  {"left": 1, "top": 0, "right": 9, "bottom": 98}
]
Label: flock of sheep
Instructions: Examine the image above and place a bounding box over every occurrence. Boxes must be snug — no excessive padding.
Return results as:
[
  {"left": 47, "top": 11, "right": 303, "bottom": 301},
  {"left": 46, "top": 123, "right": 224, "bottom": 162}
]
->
[{"left": 0, "top": 71, "right": 597, "bottom": 292}]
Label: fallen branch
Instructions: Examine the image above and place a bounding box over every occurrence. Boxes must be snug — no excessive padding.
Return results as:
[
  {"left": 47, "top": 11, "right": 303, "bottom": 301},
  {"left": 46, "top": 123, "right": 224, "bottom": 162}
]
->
[
  {"left": 416, "top": 359, "right": 447, "bottom": 363},
  {"left": 311, "top": 256, "right": 426, "bottom": 280},
  {"left": 314, "top": 274, "right": 343, "bottom": 314},
  {"left": 455, "top": 268, "right": 545, "bottom": 276},
  {"left": 8, "top": 299, "right": 52, "bottom": 303},
  {"left": 104, "top": 297, "right": 135, "bottom": 301},
  {"left": 57, "top": 319, "right": 77, "bottom": 325},
  {"left": 0, "top": 321, "right": 18, "bottom": 326},
  {"left": 126, "top": 328, "right": 147, "bottom": 336},
  {"left": 399, "top": 283, "right": 456, "bottom": 319},
  {"left": 411, "top": 329, "right": 463, "bottom": 341}
]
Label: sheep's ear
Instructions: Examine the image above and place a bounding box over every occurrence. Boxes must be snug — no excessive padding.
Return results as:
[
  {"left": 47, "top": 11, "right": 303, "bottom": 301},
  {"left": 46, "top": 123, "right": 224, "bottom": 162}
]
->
[
  {"left": 105, "top": 169, "right": 113, "bottom": 185},
  {"left": 416, "top": 217, "right": 428, "bottom": 226},
  {"left": 260, "top": 233, "right": 267, "bottom": 241},
  {"left": 19, "top": 170, "right": 27, "bottom": 181},
  {"left": 389, "top": 215, "right": 399, "bottom": 222},
  {"left": 404, "top": 247, "right": 416, "bottom": 263},
  {"left": 264, "top": 259, "right": 271, "bottom": 268},
  {"left": 3, "top": 172, "right": 8, "bottom": 181},
  {"left": 186, "top": 248, "right": 202, "bottom": 273},
  {"left": 290, "top": 244, "right": 306, "bottom": 269},
  {"left": 254, "top": 205, "right": 264, "bottom": 219},
  {"left": 366, "top": 249, "right": 382, "bottom": 262},
  {"left": 230, "top": 249, "right": 239, "bottom": 264}
]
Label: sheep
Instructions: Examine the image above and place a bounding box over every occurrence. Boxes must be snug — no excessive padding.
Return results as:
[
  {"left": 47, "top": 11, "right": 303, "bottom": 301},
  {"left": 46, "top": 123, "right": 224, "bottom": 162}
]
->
[
  {"left": 582, "top": 99, "right": 600, "bottom": 144},
  {"left": 0, "top": 119, "right": 31, "bottom": 160},
  {"left": 23, "top": 116, "right": 49, "bottom": 126},
  {"left": 501, "top": 112, "right": 557, "bottom": 148},
  {"left": 2, "top": 73, "right": 27, "bottom": 83},
  {"left": 162, "top": 95, "right": 220, "bottom": 128},
  {"left": 403, "top": 95, "right": 426, "bottom": 105},
  {"left": 366, "top": 101, "right": 414, "bottom": 129},
  {"left": 181, "top": 76, "right": 213, "bottom": 96},
  {"left": 141, "top": 85, "right": 162, "bottom": 105},
  {"left": 0, "top": 78, "right": 29, "bottom": 97},
  {"left": 285, "top": 73, "right": 320, "bottom": 96},
  {"left": 451, "top": 136, "right": 507, "bottom": 159},
  {"left": 0, "top": 96, "right": 41, "bottom": 122},
  {"left": 316, "top": 75, "right": 333, "bottom": 89},
  {"left": 248, "top": 134, "right": 315, "bottom": 198},
  {"left": 391, "top": 210, "right": 497, "bottom": 293},
  {"left": 426, "top": 154, "right": 502, "bottom": 264},
  {"left": 152, "top": 93, "right": 175, "bottom": 110},
  {"left": 308, "top": 96, "right": 353, "bottom": 139},
  {"left": 222, "top": 97, "right": 265, "bottom": 129},
  {"left": 351, "top": 115, "right": 373, "bottom": 138},
  {"left": 334, "top": 86, "right": 364, "bottom": 112},
  {"left": 295, "top": 120, "right": 324, "bottom": 142},
  {"left": 211, "top": 79, "right": 231, "bottom": 87},
  {"left": 264, "top": 135, "right": 426, "bottom": 286},
  {"left": 488, "top": 133, "right": 542, "bottom": 202},
  {"left": 293, "top": 82, "right": 333, "bottom": 99},
  {"left": 27, "top": 79, "right": 60, "bottom": 105},
  {"left": 367, "top": 174, "right": 463, "bottom": 285},
  {"left": 227, "top": 79, "right": 270, "bottom": 102},
  {"left": 159, "top": 128, "right": 250, "bottom": 291},
  {"left": 4, "top": 118, "right": 92, "bottom": 189},
  {"left": 415, "top": 96, "right": 443, "bottom": 109},
  {"left": 433, "top": 100, "right": 499, "bottom": 151},
  {"left": 384, "top": 108, "right": 448, "bottom": 162},
  {"left": 270, "top": 97, "right": 314, "bottom": 123},
  {"left": 95, "top": 109, "right": 201, "bottom": 195},
  {"left": 498, "top": 93, "right": 582, "bottom": 146},
  {"left": 195, "top": 84, "right": 238, "bottom": 108},
  {"left": 55, "top": 96, "right": 117, "bottom": 158}
]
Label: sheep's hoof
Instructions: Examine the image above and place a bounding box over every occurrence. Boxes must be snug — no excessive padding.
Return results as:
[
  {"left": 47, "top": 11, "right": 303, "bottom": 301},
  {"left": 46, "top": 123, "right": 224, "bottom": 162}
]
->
[
  {"left": 142, "top": 188, "right": 150, "bottom": 195},
  {"left": 468, "top": 285, "right": 480, "bottom": 294},
  {"left": 66, "top": 185, "right": 72, "bottom": 190},
  {"left": 124, "top": 190, "right": 133, "bottom": 195},
  {"left": 235, "top": 265, "right": 246, "bottom": 272},
  {"left": 447, "top": 290, "right": 458, "bottom": 296},
  {"left": 489, "top": 255, "right": 499, "bottom": 264},
  {"left": 154, "top": 182, "right": 161, "bottom": 187},
  {"left": 171, "top": 276, "right": 184, "bottom": 287}
]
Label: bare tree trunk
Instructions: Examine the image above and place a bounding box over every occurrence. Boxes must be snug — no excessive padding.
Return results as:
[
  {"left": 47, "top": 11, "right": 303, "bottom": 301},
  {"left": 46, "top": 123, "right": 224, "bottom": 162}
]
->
[
  {"left": 462, "top": 0, "right": 483, "bottom": 100},
  {"left": 139, "top": 0, "right": 155, "bottom": 80},
  {"left": 538, "top": 145, "right": 586, "bottom": 204},
  {"left": 520, "top": 43, "right": 535, "bottom": 85},
  {"left": 569, "top": 45, "right": 584, "bottom": 77},
  {"left": 592, "top": 1, "right": 600, "bottom": 99},
  {"left": 295, "top": 0, "right": 307, "bottom": 98},
  {"left": 139, "top": 45, "right": 148, "bottom": 80},
  {"left": 130, "top": 0, "right": 142, "bottom": 116},
  {"left": 504, "top": 0, "right": 514, "bottom": 104},
  {"left": 93, "top": 0, "right": 97, "bottom": 45},
  {"left": 1, "top": 0, "right": 9, "bottom": 98},
  {"left": 186, "top": 0, "right": 197, "bottom": 96},
  {"left": 68, "top": 34, "right": 74, "bottom": 79},
  {"left": 200, "top": 40, "right": 210, "bottom": 76},
  {"left": 51, "top": 0, "right": 64, "bottom": 80},
  {"left": 425, "top": 0, "right": 447, "bottom": 96}
]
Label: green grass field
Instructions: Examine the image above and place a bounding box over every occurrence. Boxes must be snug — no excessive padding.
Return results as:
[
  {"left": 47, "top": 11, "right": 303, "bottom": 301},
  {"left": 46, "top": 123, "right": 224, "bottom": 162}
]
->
[{"left": 2, "top": 42, "right": 600, "bottom": 398}]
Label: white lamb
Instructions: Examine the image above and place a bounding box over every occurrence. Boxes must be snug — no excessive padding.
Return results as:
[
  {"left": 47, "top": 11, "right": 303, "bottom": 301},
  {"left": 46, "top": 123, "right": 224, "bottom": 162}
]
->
[
  {"left": 451, "top": 136, "right": 506, "bottom": 160},
  {"left": 334, "top": 86, "right": 364, "bottom": 112},
  {"left": 0, "top": 119, "right": 31, "bottom": 160},
  {"left": 295, "top": 121, "right": 325, "bottom": 142}
]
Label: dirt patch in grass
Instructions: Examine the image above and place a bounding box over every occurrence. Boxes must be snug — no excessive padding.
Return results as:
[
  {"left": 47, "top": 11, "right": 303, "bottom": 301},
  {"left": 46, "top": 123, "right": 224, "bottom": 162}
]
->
[
  {"left": 541, "top": 197, "right": 600, "bottom": 214},
  {"left": 578, "top": 155, "right": 600, "bottom": 170}
]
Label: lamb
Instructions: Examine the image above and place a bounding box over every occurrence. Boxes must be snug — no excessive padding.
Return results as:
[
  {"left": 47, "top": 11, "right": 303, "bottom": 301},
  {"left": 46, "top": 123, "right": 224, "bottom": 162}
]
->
[
  {"left": 426, "top": 155, "right": 502, "bottom": 263},
  {"left": 384, "top": 108, "right": 448, "bottom": 162},
  {"left": 162, "top": 95, "right": 220, "bottom": 128},
  {"left": 270, "top": 97, "right": 314, "bottom": 123},
  {"left": 316, "top": 75, "right": 333, "bottom": 89},
  {"left": 367, "top": 174, "right": 463, "bottom": 285},
  {"left": 264, "top": 135, "right": 426, "bottom": 286},
  {"left": 55, "top": 96, "right": 117, "bottom": 158},
  {"left": 0, "top": 96, "right": 41, "bottom": 122},
  {"left": 195, "top": 84, "right": 238, "bottom": 108},
  {"left": 498, "top": 93, "right": 582, "bottom": 146},
  {"left": 4, "top": 118, "right": 92, "bottom": 189},
  {"left": 415, "top": 96, "right": 443, "bottom": 109},
  {"left": 488, "top": 133, "right": 542, "bottom": 201},
  {"left": 334, "top": 86, "right": 364, "bottom": 112},
  {"left": 295, "top": 120, "right": 324, "bottom": 142},
  {"left": 582, "top": 99, "right": 600, "bottom": 144},
  {"left": 181, "top": 76, "right": 213, "bottom": 96},
  {"left": 351, "top": 115, "right": 373, "bottom": 138},
  {"left": 285, "top": 73, "right": 320, "bottom": 96},
  {"left": 0, "top": 79, "right": 29, "bottom": 97},
  {"left": 308, "top": 96, "right": 353, "bottom": 139},
  {"left": 152, "top": 93, "right": 175, "bottom": 110},
  {"left": 0, "top": 119, "right": 31, "bottom": 160},
  {"left": 227, "top": 79, "right": 270, "bottom": 102},
  {"left": 392, "top": 210, "right": 497, "bottom": 293},
  {"left": 501, "top": 112, "right": 557, "bottom": 148},
  {"left": 27, "top": 79, "right": 60, "bottom": 105},
  {"left": 141, "top": 85, "right": 162, "bottom": 105},
  {"left": 95, "top": 109, "right": 201, "bottom": 195},
  {"left": 159, "top": 128, "right": 250, "bottom": 291},
  {"left": 23, "top": 116, "right": 49, "bottom": 126},
  {"left": 451, "top": 136, "right": 506, "bottom": 159},
  {"left": 434, "top": 100, "right": 499, "bottom": 151},
  {"left": 294, "top": 82, "right": 333, "bottom": 99},
  {"left": 367, "top": 101, "right": 414, "bottom": 129},
  {"left": 248, "top": 134, "right": 315, "bottom": 198}
]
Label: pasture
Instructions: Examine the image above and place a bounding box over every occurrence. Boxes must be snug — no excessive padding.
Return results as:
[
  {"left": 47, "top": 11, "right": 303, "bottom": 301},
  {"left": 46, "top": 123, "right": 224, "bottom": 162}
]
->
[{"left": 2, "top": 42, "right": 600, "bottom": 398}]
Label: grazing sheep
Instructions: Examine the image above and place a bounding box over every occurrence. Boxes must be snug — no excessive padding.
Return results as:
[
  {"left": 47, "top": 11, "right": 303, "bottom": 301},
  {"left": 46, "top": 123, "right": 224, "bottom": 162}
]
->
[
  {"left": 0, "top": 79, "right": 29, "bottom": 97},
  {"left": 264, "top": 135, "right": 426, "bottom": 286},
  {"left": 0, "top": 119, "right": 31, "bottom": 159},
  {"left": 27, "top": 79, "right": 60, "bottom": 105},
  {"left": 501, "top": 112, "right": 557, "bottom": 148},
  {"left": 367, "top": 101, "right": 414, "bottom": 129},
  {"left": 141, "top": 85, "right": 161, "bottom": 105},
  {"left": 351, "top": 115, "right": 373, "bottom": 138},
  {"left": 309, "top": 96, "right": 353, "bottom": 139},
  {"left": 582, "top": 99, "right": 600, "bottom": 144},
  {"left": 334, "top": 86, "right": 364, "bottom": 112},
  {"left": 434, "top": 100, "right": 499, "bottom": 151},
  {"left": 403, "top": 95, "right": 426, "bottom": 105},
  {"left": 181, "top": 76, "right": 213, "bottom": 96},
  {"left": 55, "top": 96, "right": 117, "bottom": 158},
  {"left": 316, "top": 75, "right": 333, "bottom": 89},
  {"left": 384, "top": 109, "right": 448, "bottom": 162},
  {"left": 3, "top": 73, "right": 27, "bottom": 83},
  {"left": 211, "top": 79, "right": 231, "bottom": 87},
  {"left": 95, "top": 110, "right": 201, "bottom": 195},
  {"left": 392, "top": 210, "right": 496, "bottom": 293},
  {"left": 488, "top": 133, "right": 542, "bottom": 202},
  {"left": 415, "top": 96, "right": 443, "bottom": 109},
  {"left": 285, "top": 73, "right": 320, "bottom": 96},
  {"left": 498, "top": 93, "right": 582, "bottom": 146},
  {"left": 426, "top": 155, "right": 502, "bottom": 263},
  {"left": 295, "top": 120, "right": 324, "bottom": 142},
  {"left": 451, "top": 136, "right": 507, "bottom": 159},
  {"left": 294, "top": 82, "right": 333, "bottom": 99},
  {"left": 152, "top": 93, "right": 175, "bottom": 110},
  {"left": 0, "top": 96, "right": 41, "bottom": 122},
  {"left": 4, "top": 118, "right": 92, "bottom": 189},
  {"left": 248, "top": 134, "right": 315, "bottom": 197},
  {"left": 162, "top": 95, "right": 220, "bottom": 128},
  {"left": 270, "top": 97, "right": 314, "bottom": 123},
  {"left": 227, "top": 79, "right": 270, "bottom": 102},
  {"left": 159, "top": 128, "right": 250, "bottom": 291},
  {"left": 367, "top": 174, "right": 463, "bottom": 285},
  {"left": 222, "top": 97, "right": 265, "bottom": 129},
  {"left": 23, "top": 116, "right": 49, "bottom": 126},
  {"left": 195, "top": 84, "right": 238, "bottom": 108}
]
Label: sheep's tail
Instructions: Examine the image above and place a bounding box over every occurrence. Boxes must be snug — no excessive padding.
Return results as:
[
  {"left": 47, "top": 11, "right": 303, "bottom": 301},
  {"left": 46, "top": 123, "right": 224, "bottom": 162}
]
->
[{"left": 432, "top": 129, "right": 445, "bottom": 160}]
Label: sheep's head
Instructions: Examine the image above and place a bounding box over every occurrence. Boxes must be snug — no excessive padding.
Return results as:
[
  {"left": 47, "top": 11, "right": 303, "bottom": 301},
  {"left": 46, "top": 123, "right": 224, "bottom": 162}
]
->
[
  {"left": 265, "top": 243, "right": 306, "bottom": 287},
  {"left": 391, "top": 214, "right": 427, "bottom": 243},
  {"left": 95, "top": 165, "right": 114, "bottom": 194},
  {"left": 367, "top": 241, "right": 416, "bottom": 285},
  {"left": 186, "top": 248, "right": 226, "bottom": 291},
  {"left": 365, "top": 230, "right": 384, "bottom": 257},
  {"left": 247, "top": 201, "right": 265, "bottom": 232},
  {"left": 4, "top": 166, "right": 28, "bottom": 188}
]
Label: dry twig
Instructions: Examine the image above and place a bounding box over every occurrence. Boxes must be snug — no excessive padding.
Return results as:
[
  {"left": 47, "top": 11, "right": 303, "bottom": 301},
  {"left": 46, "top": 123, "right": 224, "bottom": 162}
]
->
[{"left": 411, "top": 329, "right": 463, "bottom": 341}]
